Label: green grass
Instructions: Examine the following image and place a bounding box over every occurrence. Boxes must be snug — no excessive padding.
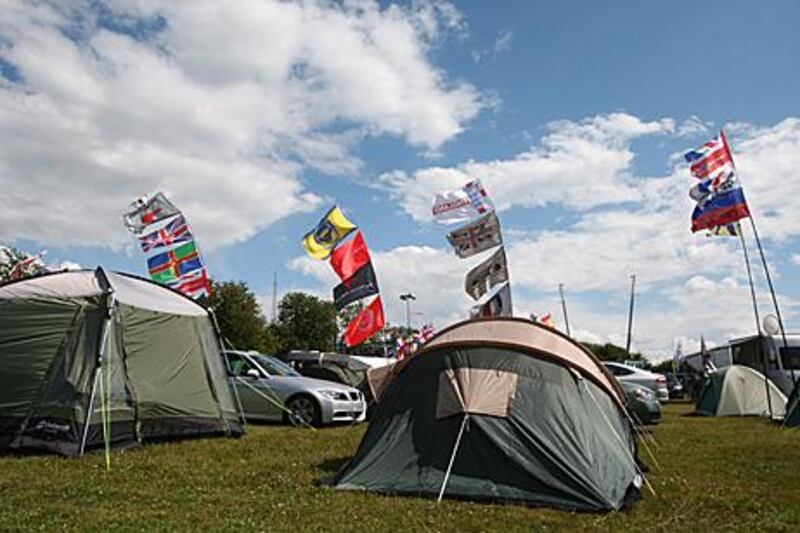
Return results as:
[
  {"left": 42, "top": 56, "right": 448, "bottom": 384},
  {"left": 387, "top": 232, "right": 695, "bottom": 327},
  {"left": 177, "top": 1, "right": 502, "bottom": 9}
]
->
[{"left": 1, "top": 403, "right": 799, "bottom": 531}]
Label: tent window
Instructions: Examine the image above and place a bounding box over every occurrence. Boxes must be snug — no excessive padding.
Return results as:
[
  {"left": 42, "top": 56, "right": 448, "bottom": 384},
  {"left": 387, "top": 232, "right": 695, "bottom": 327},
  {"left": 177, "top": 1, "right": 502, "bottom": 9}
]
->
[{"left": 436, "top": 368, "right": 518, "bottom": 419}]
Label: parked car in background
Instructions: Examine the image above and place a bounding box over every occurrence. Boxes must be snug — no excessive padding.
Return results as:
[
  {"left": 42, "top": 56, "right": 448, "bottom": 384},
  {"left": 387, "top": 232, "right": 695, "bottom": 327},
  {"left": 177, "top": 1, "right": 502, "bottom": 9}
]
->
[
  {"left": 603, "top": 361, "right": 669, "bottom": 401},
  {"left": 223, "top": 351, "right": 366, "bottom": 427},
  {"left": 620, "top": 382, "right": 663, "bottom": 425},
  {"left": 665, "top": 372, "right": 685, "bottom": 400}
]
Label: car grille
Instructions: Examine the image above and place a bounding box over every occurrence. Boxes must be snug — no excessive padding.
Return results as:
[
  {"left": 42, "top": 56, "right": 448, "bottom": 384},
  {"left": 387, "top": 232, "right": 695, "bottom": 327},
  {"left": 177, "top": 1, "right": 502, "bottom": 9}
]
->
[{"left": 349, "top": 391, "right": 361, "bottom": 401}]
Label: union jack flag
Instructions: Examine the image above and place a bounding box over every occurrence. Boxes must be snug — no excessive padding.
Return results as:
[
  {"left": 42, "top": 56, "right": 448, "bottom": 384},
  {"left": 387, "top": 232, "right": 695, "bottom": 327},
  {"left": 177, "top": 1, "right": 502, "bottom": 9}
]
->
[
  {"left": 683, "top": 130, "right": 734, "bottom": 181},
  {"left": 168, "top": 267, "right": 211, "bottom": 300},
  {"left": 138, "top": 215, "right": 192, "bottom": 252}
]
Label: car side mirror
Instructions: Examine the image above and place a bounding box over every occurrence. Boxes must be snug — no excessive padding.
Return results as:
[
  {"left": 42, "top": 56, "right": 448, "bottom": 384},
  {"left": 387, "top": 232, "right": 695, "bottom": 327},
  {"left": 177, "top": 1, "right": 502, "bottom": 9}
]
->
[{"left": 246, "top": 369, "right": 260, "bottom": 379}]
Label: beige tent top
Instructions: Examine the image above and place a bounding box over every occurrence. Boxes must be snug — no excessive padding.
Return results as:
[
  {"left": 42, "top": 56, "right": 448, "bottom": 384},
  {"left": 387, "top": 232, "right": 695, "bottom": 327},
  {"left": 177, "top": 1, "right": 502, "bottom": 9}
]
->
[
  {"left": 369, "top": 317, "right": 625, "bottom": 407},
  {"left": 0, "top": 269, "right": 208, "bottom": 317}
]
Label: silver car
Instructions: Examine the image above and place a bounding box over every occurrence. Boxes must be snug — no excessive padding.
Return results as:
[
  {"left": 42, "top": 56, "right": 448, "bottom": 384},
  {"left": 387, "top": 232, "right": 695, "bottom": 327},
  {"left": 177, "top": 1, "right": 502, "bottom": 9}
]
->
[
  {"left": 223, "top": 351, "right": 367, "bottom": 427},
  {"left": 603, "top": 361, "right": 669, "bottom": 402}
]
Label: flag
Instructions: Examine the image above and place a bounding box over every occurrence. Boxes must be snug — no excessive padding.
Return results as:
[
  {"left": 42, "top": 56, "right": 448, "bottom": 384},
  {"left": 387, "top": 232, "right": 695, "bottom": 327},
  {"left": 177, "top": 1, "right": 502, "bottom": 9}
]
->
[
  {"left": 672, "top": 342, "right": 683, "bottom": 374},
  {"left": 469, "top": 281, "right": 512, "bottom": 318},
  {"left": 123, "top": 192, "right": 181, "bottom": 235},
  {"left": 330, "top": 231, "right": 370, "bottom": 282},
  {"left": 446, "top": 211, "right": 503, "bottom": 258},
  {"left": 343, "top": 296, "right": 385, "bottom": 347},
  {"left": 706, "top": 222, "right": 741, "bottom": 237},
  {"left": 8, "top": 252, "right": 45, "bottom": 281},
  {"left": 333, "top": 262, "right": 379, "bottom": 311},
  {"left": 432, "top": 179, "right": 495, "bottom": 224},
  {"left": 147, "top": 240, "right": 202, "bottom": 283},
  {"left": 691, "top": 173, "right": 750, "bottom": 232},
  {"left": 302, "top": 206, "right": 357, "bottom": 260},
  {"left": 464, "top": 246, "right": 508, "bottom": 300},
  {"left": 538, "top": 313, "right": 555, "bottom": 328},
  {"left": 684, "top": 132, "right": 734, "bottom": 180},
  {"left": 168, "top": 268, "right": 211, "bottom": 300},
  {"left": 138, "top": 215, "right": 192, "bottom": 252}
]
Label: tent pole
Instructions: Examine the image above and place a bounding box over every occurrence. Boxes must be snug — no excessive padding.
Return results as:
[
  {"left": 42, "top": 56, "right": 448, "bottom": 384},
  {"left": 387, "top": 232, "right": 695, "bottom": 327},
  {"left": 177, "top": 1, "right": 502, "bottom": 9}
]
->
[
  {"left": 209, "top": 309, "right": 246, "bottom": 429},
  {"left": 79, "top": 290, "right": 116, "bottom": 458},
  {"left": 79, "top": 369, "right": 100, "bottom": 456},
  {"left": 738, "top": 227, "right": 774, "bottom": 418},
  {"left": 437, "top": 413, "right": 469, "bottom": 503}
]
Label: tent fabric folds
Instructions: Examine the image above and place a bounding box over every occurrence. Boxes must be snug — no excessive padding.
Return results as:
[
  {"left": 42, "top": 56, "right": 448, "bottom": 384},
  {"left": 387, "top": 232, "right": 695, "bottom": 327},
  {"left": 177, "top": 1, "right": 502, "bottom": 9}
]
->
[
  {"left": 0, "top": 268, "right": 242, "bottom": 456},
  {"left": 694, "top": 365, "right": 787, "bottom": 418},
  {"left": 333, "top": 318, "right": 641, "bottom": 512}
]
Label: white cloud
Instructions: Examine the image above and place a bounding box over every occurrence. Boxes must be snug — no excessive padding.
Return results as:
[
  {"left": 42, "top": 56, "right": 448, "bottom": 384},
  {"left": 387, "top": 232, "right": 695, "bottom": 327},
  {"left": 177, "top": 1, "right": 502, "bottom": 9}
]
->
[
  {"left": 727, "top": 118, "right": 800, "bottom": 241},
  {"left": 383, "top": 113, "right": 675, "bottom": 222},
  {"left": 792, "top": 254, "right": 800, "bottom": 266},
  {"left": 0, "top": 0, "right": 482, "bottom": 248},
  {"left": 676, "top": 115, "right": 711, "bottom": 138},
  {"left": 373, "top": 114, "right": 800, "bottom": 358}
]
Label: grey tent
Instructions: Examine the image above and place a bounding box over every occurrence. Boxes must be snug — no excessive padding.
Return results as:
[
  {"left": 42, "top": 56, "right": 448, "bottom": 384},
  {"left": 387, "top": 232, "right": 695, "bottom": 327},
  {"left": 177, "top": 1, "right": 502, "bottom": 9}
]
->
[
  {"left": 694, "top": 365, "right": 787, "bottom": 418},
  {"left": 785, "top": 381, "right": 800, "bottom": 427},
  {"left": 0, "top": 268, "right": 242, "bottom": 456},
  {"left": 332, "top": 318, "right": 643, "bottom": 512}
]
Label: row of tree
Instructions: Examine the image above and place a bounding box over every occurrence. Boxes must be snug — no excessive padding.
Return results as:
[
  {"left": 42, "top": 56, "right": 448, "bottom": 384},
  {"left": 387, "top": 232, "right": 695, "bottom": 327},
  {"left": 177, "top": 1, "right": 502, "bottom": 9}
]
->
[{"left": 207, "top": 281, "right": 414, "bottom": 356}]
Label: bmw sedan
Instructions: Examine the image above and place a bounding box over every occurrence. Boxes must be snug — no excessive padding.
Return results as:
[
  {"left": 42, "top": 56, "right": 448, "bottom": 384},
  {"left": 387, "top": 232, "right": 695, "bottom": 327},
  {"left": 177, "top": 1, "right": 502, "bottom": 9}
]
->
[
  {"left": 603, "top": 361, "right": 669, "bottom": 402},
  {"left": 223, "top": 351, "right": 367, "bottom": 427}
]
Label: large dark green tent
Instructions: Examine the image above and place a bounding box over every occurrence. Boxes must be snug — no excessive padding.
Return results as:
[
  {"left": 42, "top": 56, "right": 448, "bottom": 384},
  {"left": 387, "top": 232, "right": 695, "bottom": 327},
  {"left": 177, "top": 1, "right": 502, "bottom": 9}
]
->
[
  {"left": 0, "top": 268, "right": 242, "bottom": 456},
  {"left": 332, "top": 318, "right": 643, "bottom": 512}
]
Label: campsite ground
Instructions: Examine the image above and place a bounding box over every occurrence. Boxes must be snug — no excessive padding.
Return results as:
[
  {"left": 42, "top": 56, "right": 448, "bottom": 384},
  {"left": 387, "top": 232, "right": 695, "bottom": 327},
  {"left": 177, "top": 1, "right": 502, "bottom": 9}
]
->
[{"left": 1, "top": 403, "right": 798, "bottom": 531}]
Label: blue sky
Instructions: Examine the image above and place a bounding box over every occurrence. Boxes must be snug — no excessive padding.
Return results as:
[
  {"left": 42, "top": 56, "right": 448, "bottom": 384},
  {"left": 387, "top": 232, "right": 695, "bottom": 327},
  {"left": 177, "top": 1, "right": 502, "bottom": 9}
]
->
[{"left": 2, "top": 1, "right": 800, "bottom": 359}]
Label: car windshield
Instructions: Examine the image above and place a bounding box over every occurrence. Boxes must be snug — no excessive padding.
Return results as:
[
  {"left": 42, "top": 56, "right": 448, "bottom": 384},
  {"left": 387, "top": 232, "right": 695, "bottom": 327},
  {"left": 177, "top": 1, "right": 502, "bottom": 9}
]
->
[{"left": 254, "top": 355, "right": 300, "bottom": 377}]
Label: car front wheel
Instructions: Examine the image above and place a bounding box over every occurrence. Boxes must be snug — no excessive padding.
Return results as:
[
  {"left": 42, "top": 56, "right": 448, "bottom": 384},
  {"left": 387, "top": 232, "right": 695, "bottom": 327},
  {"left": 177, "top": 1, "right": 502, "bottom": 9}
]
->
[{"left": 286, "top": 395, "right": 321, "bottom": 428}]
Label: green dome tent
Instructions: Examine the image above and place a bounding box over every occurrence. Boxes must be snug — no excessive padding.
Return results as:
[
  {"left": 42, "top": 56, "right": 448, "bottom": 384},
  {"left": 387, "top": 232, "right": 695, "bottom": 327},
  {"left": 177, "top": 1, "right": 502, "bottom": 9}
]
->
[
  {"left": 694, "top": 365, "right": 787, "bottom": 418},
  {"left": 0, "top": 268, "right": 242, "bottom": 456},
  {"left": 332, "top": 318, "right": 643, "bottom": 512}
]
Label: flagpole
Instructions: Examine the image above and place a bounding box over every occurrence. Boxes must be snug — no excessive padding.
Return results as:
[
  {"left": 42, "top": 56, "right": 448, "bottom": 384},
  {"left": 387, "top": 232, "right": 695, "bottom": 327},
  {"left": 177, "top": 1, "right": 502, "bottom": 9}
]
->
[
  {"left": 722, "top": 129, "right": 795, "bottom": 388},
  {"left": 625, "top": 275, "right": 636, "bottom": 357},
  {"left": 747, "top": 215, "right": 795, "bottom": 387},
  {"left": 738, "top": 227, "right": 774, "bottom": 418},
  {"left": 558, "top": 283, "right": 571, "bottom": 337}
]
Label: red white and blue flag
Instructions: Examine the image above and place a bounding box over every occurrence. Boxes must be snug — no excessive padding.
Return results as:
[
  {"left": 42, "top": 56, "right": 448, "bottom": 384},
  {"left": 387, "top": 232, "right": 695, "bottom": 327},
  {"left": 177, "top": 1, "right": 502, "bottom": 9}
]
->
[
  {"left": 683, "top": 131, "right": 734, "bottom": 181},
  {"left": 690, "top": 169, "right": 750, "bottom": 232},
  {"left": 168, "top": 268, "right": 211, "bottom": 300},
  {"left": 685, "top": 131, "right": 750, "bottom": 233},
  {"left": 138, "top": 215, "right": 192, "bottom": 252}
]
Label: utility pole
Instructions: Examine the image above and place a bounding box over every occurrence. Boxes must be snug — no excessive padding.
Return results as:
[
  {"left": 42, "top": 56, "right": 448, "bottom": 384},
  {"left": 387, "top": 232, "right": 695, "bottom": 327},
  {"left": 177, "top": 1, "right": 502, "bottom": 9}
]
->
[
  {"left": 558, "top": 283, "right": 571, "bottom": 337},
  {"left": 399, "top": 293, "right": 416, "bottom": 330},
  {"left": 271, "top": 271, "right": 278, "bottom": 324},
  {"left": 625, "top": 274, "right": 636, "bottom": 356}
]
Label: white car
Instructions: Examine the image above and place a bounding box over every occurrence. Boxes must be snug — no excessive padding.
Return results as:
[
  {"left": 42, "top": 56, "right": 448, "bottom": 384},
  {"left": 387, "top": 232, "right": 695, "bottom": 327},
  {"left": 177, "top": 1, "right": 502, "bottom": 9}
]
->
[{"left": 603, "top": 361, "right": 669, "bottom": 402}]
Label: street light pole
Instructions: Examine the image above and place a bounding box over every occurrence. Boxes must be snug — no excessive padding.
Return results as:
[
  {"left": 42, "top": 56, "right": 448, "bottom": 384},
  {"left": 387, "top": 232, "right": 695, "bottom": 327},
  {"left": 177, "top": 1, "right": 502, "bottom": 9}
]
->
[{"left": 399, "top": 293, "right": 416, "bottom": 330}]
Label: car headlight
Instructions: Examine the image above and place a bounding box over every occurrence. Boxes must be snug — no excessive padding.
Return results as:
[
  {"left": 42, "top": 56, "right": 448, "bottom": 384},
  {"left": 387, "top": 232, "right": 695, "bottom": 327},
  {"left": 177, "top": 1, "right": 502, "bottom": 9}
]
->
[
  {"left": 634, "top": 387, "right": 654, "bottom": 400},
  {"left": 319, "top": 390, "right": 349, "bottom": 401}
]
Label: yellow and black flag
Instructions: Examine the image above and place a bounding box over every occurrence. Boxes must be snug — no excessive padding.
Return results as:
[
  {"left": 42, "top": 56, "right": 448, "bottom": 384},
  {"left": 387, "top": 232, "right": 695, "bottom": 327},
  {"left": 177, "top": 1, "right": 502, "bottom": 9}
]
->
[{"left": 302, "top": 206, "right": 357, "bottom": 260}]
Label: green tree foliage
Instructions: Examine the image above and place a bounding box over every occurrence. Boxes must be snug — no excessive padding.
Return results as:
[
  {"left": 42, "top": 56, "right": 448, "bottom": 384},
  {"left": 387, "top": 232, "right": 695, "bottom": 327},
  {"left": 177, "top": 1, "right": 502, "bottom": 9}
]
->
[
  {"left": 207, "top": 280, "right": 279, "bottom": 353},
  {"left": 274, "top": 292, "right": 338, "bottom": 353},
  {"left": 0, "top": 246, "right": 47, "bottom": 283},
  {"left": 582, "top": 341, "right": 650, "bottom": 367}
]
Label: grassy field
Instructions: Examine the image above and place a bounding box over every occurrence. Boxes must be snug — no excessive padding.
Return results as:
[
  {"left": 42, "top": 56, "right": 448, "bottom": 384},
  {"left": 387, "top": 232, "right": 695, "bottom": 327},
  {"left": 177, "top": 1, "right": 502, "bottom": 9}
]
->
[{"left": 1, "top": 402, "right": 799, "bottom": 531}]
